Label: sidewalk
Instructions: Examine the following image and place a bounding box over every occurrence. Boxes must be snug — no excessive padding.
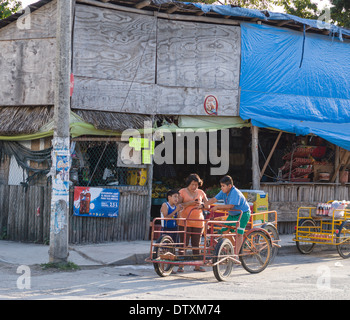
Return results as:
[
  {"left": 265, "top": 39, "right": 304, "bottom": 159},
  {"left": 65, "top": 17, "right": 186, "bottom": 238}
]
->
[{"left": 0, "top": 234, "right": 299, "bottom": 267}]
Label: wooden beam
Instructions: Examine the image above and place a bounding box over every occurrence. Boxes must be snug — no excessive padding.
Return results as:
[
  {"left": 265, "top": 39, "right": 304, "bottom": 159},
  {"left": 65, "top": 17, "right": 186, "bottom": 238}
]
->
[
  {"left": 331, "top": 149, "right": 349, "bottom": 183},
  {"left": 277, "top": 20, "right": 292, "bottom": 27},
  {"left": 166, "top": 6, "right": 178, "bottom": 14},
  {"left": 251, "top": 126, "right": 260, "bottom": 190},
  {"left": 260, "top": 131, "right": 282, "bottom": 180},
  {"left": 300, "top": 25, "right": 312, "bottom": 31},
  {"left": 76, "top": 0, "right": 153, "bottom": 16},
  {"left": 155, "top": 12, "right": 240, "bottom": 26},
  {"left": 135, "top": 0, "right": 151, "bottom": 9},
  {"left": 340, "top": 152, "right": 350, "bottom": 185}
]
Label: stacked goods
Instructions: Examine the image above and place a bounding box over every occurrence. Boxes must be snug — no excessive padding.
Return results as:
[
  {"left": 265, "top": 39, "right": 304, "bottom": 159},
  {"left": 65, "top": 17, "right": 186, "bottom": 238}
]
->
[
  {"left": 310, "top": 233, "right": 333, "bottom": 242},
  {"left": 328, "top": 200, "right": 350, "bottom": 218},
  {"left": 280, "top": 146, "right": 316, "bottom": 182},
  {"left": 152, "top": 183, "right": 168, "bottom": 199},
  {"left": 315, "top": 201, "right": 350, "bottom": 218}
]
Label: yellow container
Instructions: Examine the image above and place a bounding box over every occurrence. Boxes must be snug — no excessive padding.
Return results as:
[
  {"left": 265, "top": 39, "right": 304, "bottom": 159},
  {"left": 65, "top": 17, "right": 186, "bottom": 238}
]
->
[
  {"left": 127, "top": 169, "right": 138, "bottom": 185},
  {"left": 241, "top": 190, "right": 268, "bottom": 222},
  {"left": 127, "top": 168, "right": 147, "bottom": 186},
  {"left": 138, "top": 168, "right": 147, "bottom": 186}
]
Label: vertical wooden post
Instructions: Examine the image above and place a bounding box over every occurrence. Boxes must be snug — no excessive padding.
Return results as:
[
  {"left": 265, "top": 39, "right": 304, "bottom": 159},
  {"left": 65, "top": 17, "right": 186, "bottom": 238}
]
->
[
  {"left": 49, "top": 0, "right": 73, "bottom": 264},
  {"left": 335, "top": 146, "right": 340, "bottom": 199},
  {"left": 251, "top": 126, "right": 260, "bottom": 190},
  {"left": 260, "top": 131, "right": 282, "bottom": 180}
]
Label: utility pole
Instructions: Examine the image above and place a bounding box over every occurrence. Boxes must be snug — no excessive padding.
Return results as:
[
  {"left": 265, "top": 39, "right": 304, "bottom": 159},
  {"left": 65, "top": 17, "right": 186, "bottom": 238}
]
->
[
  {"left": 251, "top": 126, "right": 260, "bottom": 190},
  {"left": 49, "top": 0, "right": 73, "bottom": 264}
]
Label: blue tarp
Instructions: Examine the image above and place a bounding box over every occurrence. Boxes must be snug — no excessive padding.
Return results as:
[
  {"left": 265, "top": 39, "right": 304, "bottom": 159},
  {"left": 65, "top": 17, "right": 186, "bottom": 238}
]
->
[
  {"left": 152, "top": 1, "right": 350, "bottom": 39},
  {"left": 151, "top": 1, "right": 350, "bottom": 150},
  {"left": 239, "top": 23, "right": 350, "bottom": 151}
]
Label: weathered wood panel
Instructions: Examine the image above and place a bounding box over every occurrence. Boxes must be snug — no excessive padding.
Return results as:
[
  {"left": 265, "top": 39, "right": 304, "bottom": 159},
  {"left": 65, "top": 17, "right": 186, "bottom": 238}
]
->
[
  {"left": 261, "top": 183, "right": 350, "bottom": 234},
  {"left": 73, "top": 4, "right": 156, "bottom": 84},
  {"left": 72, "top": 77, "right": 239, "bottom": 115},
  {"left": 72, "top": 77, "right": 156, "bottom": 113},
  {"left": 157, "top": 19, "right": 241, "bottom": 90},
  {"left": 156, "top": 85, "right": 239, "bottom": 116},
  {"left": 0, "top": 0, "right": 57, "bottom": 40},
  {"left": 0, "top": 184, "right": 150, "bottom": 243},
  {"left": 0, "top": 38, "right": 56, "bottom": 106},
  {"left": 72, "top": 4, "right": 241, "bottom": 116}
]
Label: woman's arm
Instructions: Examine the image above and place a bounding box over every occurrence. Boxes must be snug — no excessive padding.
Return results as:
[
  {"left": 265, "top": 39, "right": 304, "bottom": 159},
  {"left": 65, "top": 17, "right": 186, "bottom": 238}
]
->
[{"left": 178, "top": 193, "right": 198, "bottom": 207}]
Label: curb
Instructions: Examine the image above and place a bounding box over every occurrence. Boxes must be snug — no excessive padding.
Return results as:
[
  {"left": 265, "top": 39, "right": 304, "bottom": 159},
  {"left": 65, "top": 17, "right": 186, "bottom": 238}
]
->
[{"left": 108, "top": 253, "right": 150, "bottom": 266}]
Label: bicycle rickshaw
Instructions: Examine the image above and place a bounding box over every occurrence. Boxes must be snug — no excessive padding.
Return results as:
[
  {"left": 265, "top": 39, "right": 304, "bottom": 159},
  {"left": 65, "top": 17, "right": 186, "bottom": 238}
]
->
[
  {"left": 293, "top": 201, "right": 350, "bottom": 258},
  {"left": 146, "top": 208, "right": 280, "bottom": 281}
]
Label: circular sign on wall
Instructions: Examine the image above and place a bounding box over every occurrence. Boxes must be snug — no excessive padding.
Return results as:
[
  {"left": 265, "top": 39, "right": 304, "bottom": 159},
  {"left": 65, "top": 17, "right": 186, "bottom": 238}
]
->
[{"left": 204, "top": 95, "right": 218, "bottom": 115}]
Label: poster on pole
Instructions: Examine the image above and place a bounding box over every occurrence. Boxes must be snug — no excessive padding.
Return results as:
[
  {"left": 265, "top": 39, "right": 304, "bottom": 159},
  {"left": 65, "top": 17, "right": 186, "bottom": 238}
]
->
[{"left": 73, "top": 187, "right": 120, "bottom": 218}]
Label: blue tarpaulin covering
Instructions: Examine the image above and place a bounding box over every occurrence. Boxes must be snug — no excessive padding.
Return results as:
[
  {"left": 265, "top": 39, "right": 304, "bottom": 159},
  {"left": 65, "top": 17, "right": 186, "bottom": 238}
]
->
[
  {"left": 151, "top": 1, "right": 350, "bottom": 150},
  {"left": 239, "top": 23, "right": 350, "bottom": 151},
  {"left": 152, "top": 1, "right": 350, "bottom": 39}
]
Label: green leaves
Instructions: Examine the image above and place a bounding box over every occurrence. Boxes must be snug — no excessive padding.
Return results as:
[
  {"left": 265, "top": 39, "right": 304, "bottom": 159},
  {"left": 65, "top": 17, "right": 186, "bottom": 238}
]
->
[{"left": 0, "top": 0, "right": 22, "bottom": 20}]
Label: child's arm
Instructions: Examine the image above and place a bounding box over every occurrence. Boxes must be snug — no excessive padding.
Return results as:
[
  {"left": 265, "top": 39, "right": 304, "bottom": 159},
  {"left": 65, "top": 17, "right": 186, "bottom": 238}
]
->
[
  {"left": 172, "top": 204, "right": 183, "bottom": 214},
  {"left": 211, "top": 204, "right": 234, "bottom": 212},
  {"left": 202, "top": 197, "right": 218, "bottom": 208}
]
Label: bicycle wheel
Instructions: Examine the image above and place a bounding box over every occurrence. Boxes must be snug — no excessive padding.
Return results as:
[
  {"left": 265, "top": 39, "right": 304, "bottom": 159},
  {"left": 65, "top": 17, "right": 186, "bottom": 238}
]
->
[
  {"left": 262, "top": 223, "right": 279, "bottom": 263},
  {"left": 153, "top": 235, "right": 175, "bottom": 277},
  {"left": 336, "top": 221, "right": 350, "bottom": 259},
  {"left": 296, "top": 219, "right": 316, "bottom": 254},
  {"left": 239, "top": 230, "right": 271, "bottom": 274},
  {"left": 212, "top": 238, "right": 234, "bottom": 281}
]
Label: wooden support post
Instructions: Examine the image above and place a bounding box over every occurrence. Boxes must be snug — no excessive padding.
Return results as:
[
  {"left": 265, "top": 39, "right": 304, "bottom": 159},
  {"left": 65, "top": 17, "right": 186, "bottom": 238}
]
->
[
  {"left": 260, "top": 131, "right": 282, "bottom": 180},
  {"left": 251, "top": 126, "right": 260, "bottom": 190},
  {"left": 331, "top": 149, "right": 349, "bottom": 183},
  {"left": 335, "top": 146, "right": 340, "bottom": 199},
  {"left": 340, "top": 152, "right": 350, "bottom": 185}
]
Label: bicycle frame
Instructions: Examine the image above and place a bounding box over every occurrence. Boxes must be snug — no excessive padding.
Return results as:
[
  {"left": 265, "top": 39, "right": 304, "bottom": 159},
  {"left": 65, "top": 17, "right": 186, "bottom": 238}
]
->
[{"left": 294, "top": 206, "right": 350, "bottom": 246}]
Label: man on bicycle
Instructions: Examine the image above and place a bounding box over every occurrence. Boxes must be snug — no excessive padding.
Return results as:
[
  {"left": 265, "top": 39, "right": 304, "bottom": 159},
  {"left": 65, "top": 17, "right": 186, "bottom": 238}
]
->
[{"left": 202, "top": 175, "right": 251, "bottom": 255}]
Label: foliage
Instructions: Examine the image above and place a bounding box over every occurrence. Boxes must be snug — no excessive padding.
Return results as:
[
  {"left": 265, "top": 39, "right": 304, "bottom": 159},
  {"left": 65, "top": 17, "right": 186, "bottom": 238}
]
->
[
  {"left": 181, "top": 0, "right": 279, "bottom": 10},
  {"left": 279, "top": 0, "right": 320, "bottom": 20},
  {"left": 41, "top": 261, "right": 80, "bottom": 271},
  {"left": 0, "top": 0, "right": 22, "bottom": 20},
  {"left": 330, "top": 0, "right": 350, "bottom": 28}
]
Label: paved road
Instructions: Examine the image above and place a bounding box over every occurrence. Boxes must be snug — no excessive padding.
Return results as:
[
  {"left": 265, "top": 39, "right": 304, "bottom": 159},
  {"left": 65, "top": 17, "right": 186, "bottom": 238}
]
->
[{"left": 1, "top": 250, "right": 349, "bottom": 301}]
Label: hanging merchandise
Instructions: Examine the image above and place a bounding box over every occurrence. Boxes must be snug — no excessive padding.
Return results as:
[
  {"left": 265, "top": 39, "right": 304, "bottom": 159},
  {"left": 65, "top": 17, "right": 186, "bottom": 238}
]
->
[{"left": 127, "top": 168, "right": 147, "bottom": 186}]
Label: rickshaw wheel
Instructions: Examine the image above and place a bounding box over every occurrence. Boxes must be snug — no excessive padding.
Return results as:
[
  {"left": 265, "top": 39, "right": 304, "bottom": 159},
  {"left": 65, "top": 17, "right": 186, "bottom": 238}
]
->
[
  {"left": 336, "top": 221, "right": 350, "bottom": 259},
  {"left": 296, "top": 219, "right": 316, "bottom": 254},
  {"left": 262, "top": 223, "right": 279, "bottom": 263},
  {"left": 153, "top": 235, "right": 175, "bottom": 277},
  {"left": 212, "top": 238, "right": 234, "bottom": 282},
  {"left": 239, "top": 230, "right": 271, "bottom": 274}
]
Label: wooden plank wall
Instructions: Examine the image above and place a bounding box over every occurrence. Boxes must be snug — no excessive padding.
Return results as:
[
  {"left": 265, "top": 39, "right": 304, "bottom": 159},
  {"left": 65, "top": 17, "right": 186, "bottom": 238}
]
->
[
  {"left": 0, "top": 185, "right": 149, "bottom": 243},
  {"left": 0, "top": 2, "right": 240, "bottom": 114},
  {"left": 71, "top": 4, "right": 240, "bottom": 116},
  {"left": 261, "top": 183, "right": 350, "bottom": 234},
  {"left": 0, "top": 1, "right": 57, "bottom": 106}
]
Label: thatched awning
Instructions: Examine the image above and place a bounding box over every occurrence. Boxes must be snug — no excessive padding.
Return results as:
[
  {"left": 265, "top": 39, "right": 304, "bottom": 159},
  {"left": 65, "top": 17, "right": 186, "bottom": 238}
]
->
[
  {"left": 72, "top": 109, "right": 153, "bottom": 132},
  {"left": 0, "top": 106, "right": 54, "bottom": 135},
  {"left": 0, "top": 106, "right": 152, "bottom": 136}
]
